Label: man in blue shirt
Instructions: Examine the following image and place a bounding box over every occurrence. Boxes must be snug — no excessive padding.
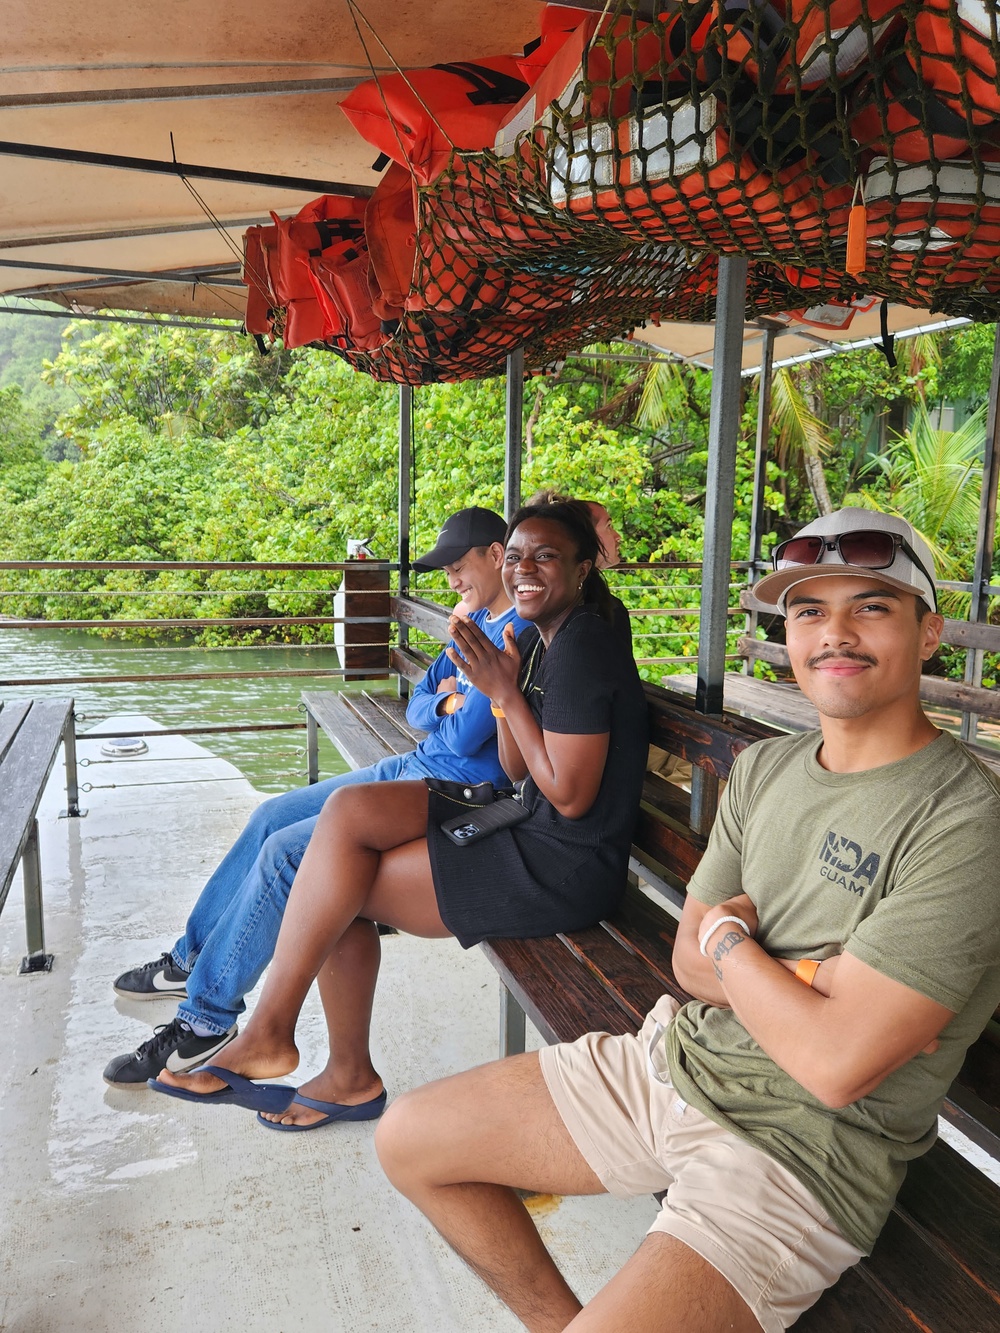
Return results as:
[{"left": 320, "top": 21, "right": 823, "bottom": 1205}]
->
[{"left": 105, "top": 507, "right": 526, "bottom": 1087}]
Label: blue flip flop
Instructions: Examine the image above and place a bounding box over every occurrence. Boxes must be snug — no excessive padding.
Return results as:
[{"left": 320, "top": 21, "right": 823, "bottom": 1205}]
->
[
  {"left": 256, "top": 1088, "right": 388, "bottom": 1132},
  {"left": 147, "top": 1063, "right": 296, "bottom": 1113}
]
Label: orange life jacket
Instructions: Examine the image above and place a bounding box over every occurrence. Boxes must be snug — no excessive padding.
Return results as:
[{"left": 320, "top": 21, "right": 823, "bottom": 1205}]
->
[
  {"left": 549, "top": 89, "right": 851, "bottom": 255},
  {"left": 848, "top": 1, "right": 1000, "bottom": 160},
  {"left": 364, "top": 163, "right": 416, "bottom": 322},
  {"left": 775, "top": 0, "right": 899, "bottom": 91},
  {"left": 515, "top": 4, "right": 600, "bottom": 84},
  {"left": 242, "top": 224, "right": 279, "bottom": 337},
  {"left": 496, "top": 4, "right": 851, "bottom": 259},
  {"left": 359, "top": 161, "right": 563, "bottom": 333},
  {"left": 267, "top": 195, "right": 367, "bottom": 306},
  {"left": 282, "top": 296, "right": 330, "bottom": 350},
  {"left": 242, "top": 194, "right": 390, "bottom": 352},
  {"left": 340, "top": 58, "right": 532, "bottom": 186},
  {"left": 862, "top": 156, "right": 1000, "bottom": 292},
  {"left": 494, "top": 5, "right": 714, "bottom": 160},
  {"left": 309, "top": 239, "right": 388, "bottom": 350}
]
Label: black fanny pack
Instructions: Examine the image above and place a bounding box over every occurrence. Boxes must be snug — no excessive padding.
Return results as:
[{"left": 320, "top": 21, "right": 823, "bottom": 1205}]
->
[
  {"left": 440, "top": 795, "right": 530, "bottom": 846},
  {"left": 424, "top": 776, "right": 498, "bottom": 807},
  {"left": 424, "top": 777, "right": 529, "bottom": 846}
]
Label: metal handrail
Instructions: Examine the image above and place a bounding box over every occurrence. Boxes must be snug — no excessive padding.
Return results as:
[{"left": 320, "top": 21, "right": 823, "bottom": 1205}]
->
[{"left": 0, "top": 559, "right": 395, "bottom": 571}]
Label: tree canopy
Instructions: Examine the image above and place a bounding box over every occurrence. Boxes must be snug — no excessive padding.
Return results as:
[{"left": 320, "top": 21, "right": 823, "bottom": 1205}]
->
[{"left": 0, "top": 313, "right": 993, "bottom": 676}]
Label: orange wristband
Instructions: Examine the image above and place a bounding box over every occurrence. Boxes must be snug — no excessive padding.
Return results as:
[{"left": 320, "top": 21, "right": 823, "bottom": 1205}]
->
[
  {"left": 490, "top": 702, "right": 505, "bottom": 719},
  {"left": 441, "top": 692, "right": 460, "bottom": 715},
  {"left": 795, "top": 958, "right": 821, "bottom": 987}
]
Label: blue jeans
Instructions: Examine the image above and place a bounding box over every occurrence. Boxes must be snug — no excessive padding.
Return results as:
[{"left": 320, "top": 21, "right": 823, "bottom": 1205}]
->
[{"left": 172, "top": 751, "right": 436, "bottom": 1035}]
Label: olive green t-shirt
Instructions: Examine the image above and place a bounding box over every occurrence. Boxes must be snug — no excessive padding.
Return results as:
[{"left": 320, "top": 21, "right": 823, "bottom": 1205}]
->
[{"left": 665, "top": 729, "right": 1000, "bottom": 1254}]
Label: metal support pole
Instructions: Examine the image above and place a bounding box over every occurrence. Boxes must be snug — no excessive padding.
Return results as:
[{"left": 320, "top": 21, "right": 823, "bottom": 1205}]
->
[
  {"left": 0, "top": 139, "right": 373, "bottom": 198},
  {"left": 961, "top": 324, "right": 1000, "bottom": 743},
  {"left": 745, "top": 325, "right": 776, "bottom": 666},
  {"left": 500, "top": 983, "right": 527, "bottom": 1057},
  {"left": 398, "top": 385, "right": 413, "bottom": 700},
  {"left": 0, "top": 307, "right": 243, "bottom": 334},
  {"left": 19, "top": 820, "right": 53, "bottom": 974},
  {"left": 692, "top": 256, "right": 749, "bottom": 832},
  {"left": 306, "top": 711, "right": 320, "bottom": 785},
  {"left": 505, "top": 348, "right": 525, "bottom": 521},
  {"left": 748, "top": 326, "right": 776, "bottom": 583},
  {"left": 61, "top": 711, "right": 85, "bottom": 818},
  {"left": 1, "top": 75, "right": 365, "bottom": 112}
]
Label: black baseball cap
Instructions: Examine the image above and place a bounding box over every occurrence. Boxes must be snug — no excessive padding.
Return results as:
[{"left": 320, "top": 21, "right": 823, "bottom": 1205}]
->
[{"left": 413, "top": 507, "right": 507, "bottom": 571}]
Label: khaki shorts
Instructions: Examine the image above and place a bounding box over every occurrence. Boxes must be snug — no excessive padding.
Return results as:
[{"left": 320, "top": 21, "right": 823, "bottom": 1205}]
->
[{"left": 538, "top": 996, "right": 864, "bottom": 1333}]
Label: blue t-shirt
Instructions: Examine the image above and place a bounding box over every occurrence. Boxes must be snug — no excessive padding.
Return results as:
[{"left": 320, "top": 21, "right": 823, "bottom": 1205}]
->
[{"left": 405, "top": 605, "right": 528, "bottom": 786}]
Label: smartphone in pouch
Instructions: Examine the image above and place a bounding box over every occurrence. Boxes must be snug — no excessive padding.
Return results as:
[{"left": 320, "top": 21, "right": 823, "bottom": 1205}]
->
[{"left": 441, "top": 796, "right": 530, "bottom": 846}]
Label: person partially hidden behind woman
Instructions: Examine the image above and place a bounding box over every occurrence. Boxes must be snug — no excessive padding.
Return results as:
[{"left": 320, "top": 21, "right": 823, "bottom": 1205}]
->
[
  {"left": 526, "top": 488, "right": 631, "bottom": 649},
  {"left": 149, "top": 501, "right": 648, "bottom": 1128}
]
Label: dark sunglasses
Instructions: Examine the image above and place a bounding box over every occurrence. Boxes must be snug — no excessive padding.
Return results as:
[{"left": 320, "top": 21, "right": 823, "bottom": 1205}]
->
[{"left": 772, "top": 529, "right": 936, "bottom": 606}]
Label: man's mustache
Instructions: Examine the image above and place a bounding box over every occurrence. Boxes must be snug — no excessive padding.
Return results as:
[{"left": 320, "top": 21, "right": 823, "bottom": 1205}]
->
[{"left": 806, "top": 650, "right": 878, "bottom": 669}]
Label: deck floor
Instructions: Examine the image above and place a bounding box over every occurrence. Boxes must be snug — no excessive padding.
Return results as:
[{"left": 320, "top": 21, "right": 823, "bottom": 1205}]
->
[{"left": 0, "top": 718, "right": 653, "bottom": 1332}]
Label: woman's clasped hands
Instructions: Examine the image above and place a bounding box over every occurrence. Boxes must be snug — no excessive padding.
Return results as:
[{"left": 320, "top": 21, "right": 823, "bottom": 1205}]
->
[{"left": 446, "top": 614, "right": 522, "bottom": 707}]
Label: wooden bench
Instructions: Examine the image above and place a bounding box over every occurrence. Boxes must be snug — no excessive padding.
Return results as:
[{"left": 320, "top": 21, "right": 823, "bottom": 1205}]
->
[
  {"left": 306, "top": 665, "right": 1000, "bottom": 1331},
  {"left": 0, "top": 698, "right": 80, "bottom": 973},
  {"left": 302, "top": 687, "right": 424, "bottom": 782}
]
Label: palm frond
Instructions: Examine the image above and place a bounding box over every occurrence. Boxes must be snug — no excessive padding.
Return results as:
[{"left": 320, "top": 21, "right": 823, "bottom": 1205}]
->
[
  {"left": 899, "top": 333, "right": 942, "bottom": 384},
  {"left": 769, "top": 367, "right": 832, "bottom": 464},
  {"left": 849, "top": 401, "right": 986, "bottom": 579},
  {"left": 635, "top": 360, "right": 685, "bottom": 431}
]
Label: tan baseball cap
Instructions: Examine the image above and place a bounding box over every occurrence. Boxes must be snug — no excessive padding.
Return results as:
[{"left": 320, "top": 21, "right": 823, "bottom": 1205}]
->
[{"left": 753, "top": 508, "right": 937, "bottom": 615}]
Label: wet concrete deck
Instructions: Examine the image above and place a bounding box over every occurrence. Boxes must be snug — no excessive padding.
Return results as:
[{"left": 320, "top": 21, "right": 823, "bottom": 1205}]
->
[{"left": 0, "top": 718, "right": 654, "bottom": 1332}]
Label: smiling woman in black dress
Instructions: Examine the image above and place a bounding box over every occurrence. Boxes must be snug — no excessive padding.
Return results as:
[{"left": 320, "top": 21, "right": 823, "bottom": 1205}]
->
[
  {"left": 152, "top": 502, "right": 647, "bottom": 1127},
  {"left": 428, "top": 504, "right": 648, "bottom": 944}
]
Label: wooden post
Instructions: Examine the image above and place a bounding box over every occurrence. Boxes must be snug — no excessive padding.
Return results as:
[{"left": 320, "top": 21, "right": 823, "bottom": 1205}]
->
[{"left": 340, "top": 561, "right": 391, "bottom": 679}]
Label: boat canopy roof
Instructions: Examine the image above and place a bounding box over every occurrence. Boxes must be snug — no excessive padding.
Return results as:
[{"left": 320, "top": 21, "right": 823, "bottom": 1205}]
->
[
  {"left": 0, "top": 1, "right": 983, "bottom": 369},
  {"left": 0, "top": 0, "right": 540, "bottom": 320}
]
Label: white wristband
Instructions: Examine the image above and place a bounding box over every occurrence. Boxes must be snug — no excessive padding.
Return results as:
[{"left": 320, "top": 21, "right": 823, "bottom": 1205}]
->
[{"left": 699, "top": 915, "right": 752, "bottom": 956}]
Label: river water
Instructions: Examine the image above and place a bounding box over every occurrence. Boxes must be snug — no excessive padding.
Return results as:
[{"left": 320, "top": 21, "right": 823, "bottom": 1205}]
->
[{"left": 0, "top": 626, "right": 358, "bottom": 793}]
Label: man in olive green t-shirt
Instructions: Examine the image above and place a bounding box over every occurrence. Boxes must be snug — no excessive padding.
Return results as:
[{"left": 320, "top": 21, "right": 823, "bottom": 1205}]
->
[{"left": 375, "top": 508, "right": 1000, "bottom": 1333}]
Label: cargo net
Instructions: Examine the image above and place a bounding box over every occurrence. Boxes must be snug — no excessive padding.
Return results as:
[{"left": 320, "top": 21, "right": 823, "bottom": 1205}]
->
[
  {"left": 505, "top": 0, "right": 1000, "bottom": 320},
  {"left": 339, "top": 157, "right": 815, "bottom": 384},
  {"left": 243, "top": 0, "right": 1000, "bottom": 381}
]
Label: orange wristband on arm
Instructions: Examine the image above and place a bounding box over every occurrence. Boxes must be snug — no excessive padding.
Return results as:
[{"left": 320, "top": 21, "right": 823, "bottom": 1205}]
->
[{"left": 795, "top": 958, "right": 821, "bottom": 987}]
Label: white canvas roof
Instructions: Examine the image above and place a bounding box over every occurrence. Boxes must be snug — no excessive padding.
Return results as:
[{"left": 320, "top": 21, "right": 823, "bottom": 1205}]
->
[
  {"left": 0, "top": 0, "right": 544, "bottom": 317},
  {"left": 632, "top": 307, "right": 971, "bottom": 376}
]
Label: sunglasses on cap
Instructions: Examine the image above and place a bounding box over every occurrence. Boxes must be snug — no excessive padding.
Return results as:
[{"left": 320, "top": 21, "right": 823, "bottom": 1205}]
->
[{"left": 772, "top": 529, "right": 935, "bottom": 602}]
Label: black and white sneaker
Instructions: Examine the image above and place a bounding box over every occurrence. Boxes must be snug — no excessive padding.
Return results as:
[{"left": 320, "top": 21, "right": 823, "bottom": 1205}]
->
[
  {"left": 103, "top": 1018, "right": 237, "bottom": 1087},
  {"left": 113, "top": 951, "right": 190, "bottom": 1000}
]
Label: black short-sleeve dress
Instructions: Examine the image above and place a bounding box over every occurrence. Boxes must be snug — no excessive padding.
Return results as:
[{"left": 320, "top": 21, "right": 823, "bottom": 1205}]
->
[{"left": 425, "top": 605, "right": 648, "bottom": 947}]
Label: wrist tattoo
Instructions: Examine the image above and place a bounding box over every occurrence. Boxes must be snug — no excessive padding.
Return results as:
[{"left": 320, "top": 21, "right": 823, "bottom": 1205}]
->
[{"left": 712, "top": 930, "right": 747, "bottom": 981}]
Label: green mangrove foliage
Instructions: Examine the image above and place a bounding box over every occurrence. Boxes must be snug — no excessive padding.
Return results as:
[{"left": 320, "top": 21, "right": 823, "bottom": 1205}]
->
[{"left": 0, "top": 316, "right": 993, "bottom": 683}]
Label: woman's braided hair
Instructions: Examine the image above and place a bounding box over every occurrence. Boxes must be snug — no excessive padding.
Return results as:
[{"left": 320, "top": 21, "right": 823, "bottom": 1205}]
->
[{"left": 506, "top": 498, "right": 615, "bottom": 625}]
